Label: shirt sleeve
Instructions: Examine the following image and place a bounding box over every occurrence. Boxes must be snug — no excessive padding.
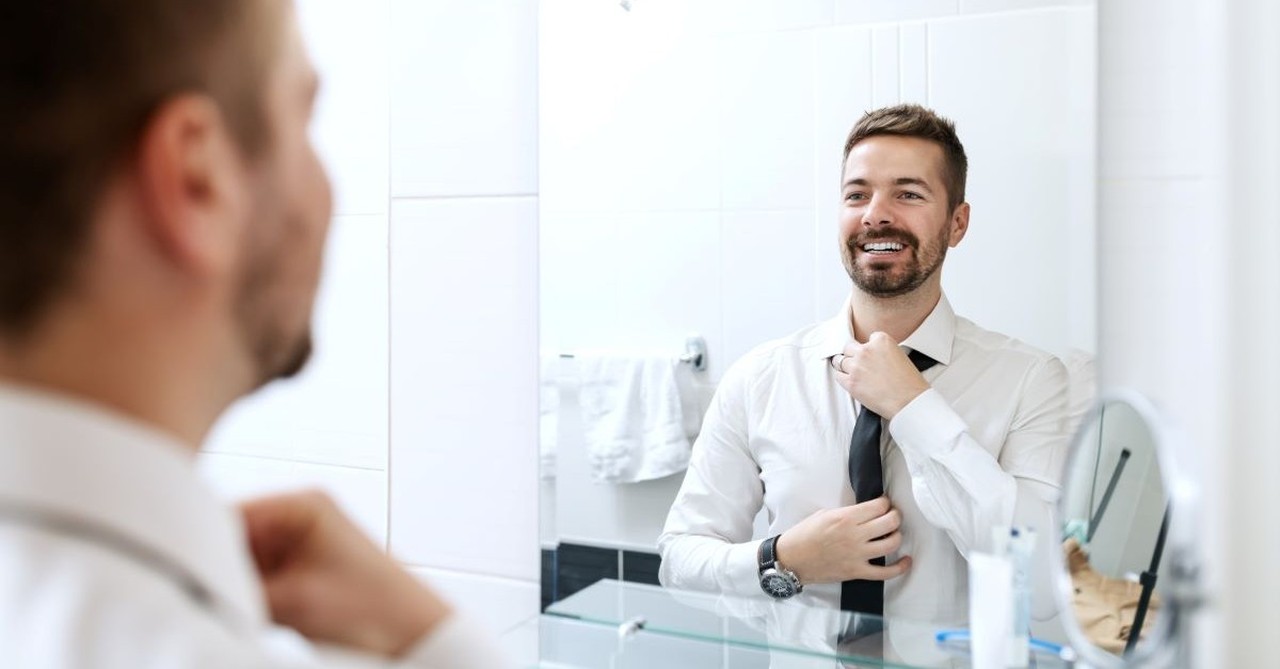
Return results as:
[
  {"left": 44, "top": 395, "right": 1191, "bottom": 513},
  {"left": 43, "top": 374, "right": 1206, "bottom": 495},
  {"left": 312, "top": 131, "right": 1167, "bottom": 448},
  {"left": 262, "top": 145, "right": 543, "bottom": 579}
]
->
[
  {"left": 887, "top": 354, "right": 1071, "bottom": 620},
  {"left": 657, "top": 357, "right": 767, "bottom": 598}
]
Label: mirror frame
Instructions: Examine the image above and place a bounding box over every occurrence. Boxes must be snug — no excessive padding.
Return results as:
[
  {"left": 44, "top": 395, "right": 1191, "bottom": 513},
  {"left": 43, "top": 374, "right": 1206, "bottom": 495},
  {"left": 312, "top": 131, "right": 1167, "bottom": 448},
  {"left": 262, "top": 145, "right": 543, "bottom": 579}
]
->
[{"left": 1051, "top": 388, "right": 1200, "bottom": 668}]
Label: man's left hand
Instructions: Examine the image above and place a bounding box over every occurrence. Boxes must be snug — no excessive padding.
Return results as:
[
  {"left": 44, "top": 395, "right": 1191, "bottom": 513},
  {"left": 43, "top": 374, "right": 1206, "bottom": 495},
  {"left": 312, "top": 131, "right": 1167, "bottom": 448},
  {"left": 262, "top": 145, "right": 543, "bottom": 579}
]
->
[{"left": 832, "top": 332, "right": 930, "bottom": 419}]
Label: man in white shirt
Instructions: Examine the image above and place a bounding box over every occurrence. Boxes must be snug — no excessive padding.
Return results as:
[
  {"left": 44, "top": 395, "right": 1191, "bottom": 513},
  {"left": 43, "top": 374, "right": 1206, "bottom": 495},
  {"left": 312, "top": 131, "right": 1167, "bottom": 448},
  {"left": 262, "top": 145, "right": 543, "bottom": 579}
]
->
[
  {"left": 658, "top": 104, "right": 1070, "bottom": 627},
  {"left": 0, "top": 1, "right": 507, "bottom": 667}
]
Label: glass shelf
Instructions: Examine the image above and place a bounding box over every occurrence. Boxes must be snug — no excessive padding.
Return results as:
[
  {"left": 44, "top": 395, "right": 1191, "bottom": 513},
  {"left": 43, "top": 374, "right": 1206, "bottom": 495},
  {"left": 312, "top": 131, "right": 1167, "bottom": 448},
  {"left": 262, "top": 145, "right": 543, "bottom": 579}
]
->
[{"left": 542, "top": 579, "right": 1072, "bottom": 668}]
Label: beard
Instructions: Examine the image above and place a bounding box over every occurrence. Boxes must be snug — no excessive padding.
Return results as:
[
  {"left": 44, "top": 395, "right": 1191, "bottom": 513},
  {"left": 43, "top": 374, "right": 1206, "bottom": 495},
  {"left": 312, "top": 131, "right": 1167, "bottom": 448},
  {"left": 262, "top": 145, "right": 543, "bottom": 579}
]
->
[
  {"left": 843, "top": 227, "right": 949, "bottom": 298},
  {"left": 232, "top": 210, "right": 318, "bottom": 390},
  {"left": 233, "top": 265, "right": 315, "bottom": 390}
]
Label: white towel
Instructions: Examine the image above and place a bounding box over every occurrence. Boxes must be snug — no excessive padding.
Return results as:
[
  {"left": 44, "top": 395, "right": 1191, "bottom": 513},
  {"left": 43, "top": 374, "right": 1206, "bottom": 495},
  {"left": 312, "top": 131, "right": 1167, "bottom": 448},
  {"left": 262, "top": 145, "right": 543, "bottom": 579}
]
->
[{"left": 576, "top": 352, "right": 691, "bottom": 483}]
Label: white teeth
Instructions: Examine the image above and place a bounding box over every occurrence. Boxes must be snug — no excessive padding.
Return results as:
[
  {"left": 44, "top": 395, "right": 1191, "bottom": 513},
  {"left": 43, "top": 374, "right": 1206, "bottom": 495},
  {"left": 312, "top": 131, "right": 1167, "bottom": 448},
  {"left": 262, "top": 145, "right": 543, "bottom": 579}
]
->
[{"left": 863, "top": 242, "right": 904, "bottom": 252}]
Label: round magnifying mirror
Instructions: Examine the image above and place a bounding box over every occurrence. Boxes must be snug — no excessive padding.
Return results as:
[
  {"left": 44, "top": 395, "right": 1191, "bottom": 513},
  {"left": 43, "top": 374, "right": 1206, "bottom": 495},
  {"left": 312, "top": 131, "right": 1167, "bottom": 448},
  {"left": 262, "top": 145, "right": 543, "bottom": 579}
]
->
[{"left": 1053, "top": 391, "right": 1196, "bottom": 667}]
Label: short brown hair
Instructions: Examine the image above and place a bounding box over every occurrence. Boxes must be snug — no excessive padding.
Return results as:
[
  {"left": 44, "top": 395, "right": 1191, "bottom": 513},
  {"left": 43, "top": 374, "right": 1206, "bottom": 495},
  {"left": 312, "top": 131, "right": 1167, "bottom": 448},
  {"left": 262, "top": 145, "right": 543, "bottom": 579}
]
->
[
  {"left": 0, "top": 0, "right": 281, "bottom": 337},
  {"left": 842, "top": 104, "right": 968, "bottom": 211}
]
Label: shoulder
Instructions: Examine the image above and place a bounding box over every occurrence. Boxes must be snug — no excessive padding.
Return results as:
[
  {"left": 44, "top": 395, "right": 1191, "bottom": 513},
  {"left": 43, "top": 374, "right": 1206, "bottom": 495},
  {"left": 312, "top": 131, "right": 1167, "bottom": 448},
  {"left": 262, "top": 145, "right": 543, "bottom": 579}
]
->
[
  {"left": 719, "top": 320, "right": 830, "bottom": 390},
  {"left": 952, "top": 317, "right": 1067, "bottom": 380}
]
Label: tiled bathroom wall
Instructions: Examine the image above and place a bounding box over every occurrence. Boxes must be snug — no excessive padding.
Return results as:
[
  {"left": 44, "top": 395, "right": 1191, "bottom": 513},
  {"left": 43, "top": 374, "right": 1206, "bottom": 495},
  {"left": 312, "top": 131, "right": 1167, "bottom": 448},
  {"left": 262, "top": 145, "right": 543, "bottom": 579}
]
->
[{"left": 199, "top": 0, "right": 542, "bottom": 647}]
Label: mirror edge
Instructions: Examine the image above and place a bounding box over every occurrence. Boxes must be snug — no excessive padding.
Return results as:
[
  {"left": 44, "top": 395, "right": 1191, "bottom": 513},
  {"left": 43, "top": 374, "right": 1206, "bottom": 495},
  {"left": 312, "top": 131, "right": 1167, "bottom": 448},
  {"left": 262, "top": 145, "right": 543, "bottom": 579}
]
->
[{"left": 1050, "top": 388, "right": 1203, "bottom": 668}]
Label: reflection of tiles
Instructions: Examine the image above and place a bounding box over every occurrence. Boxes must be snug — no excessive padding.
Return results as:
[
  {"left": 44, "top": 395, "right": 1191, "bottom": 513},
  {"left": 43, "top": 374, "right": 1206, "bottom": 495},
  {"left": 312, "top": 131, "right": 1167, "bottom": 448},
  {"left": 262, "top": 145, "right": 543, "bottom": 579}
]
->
[{"left": 541, "top": 543, "right": 663, "bottom": 610}]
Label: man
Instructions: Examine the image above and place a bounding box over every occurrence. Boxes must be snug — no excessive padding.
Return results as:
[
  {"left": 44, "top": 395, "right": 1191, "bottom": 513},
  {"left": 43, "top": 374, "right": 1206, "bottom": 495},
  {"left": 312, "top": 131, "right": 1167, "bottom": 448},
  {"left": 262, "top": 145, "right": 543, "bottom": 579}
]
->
[
  {"left": 658, "top": 104, "right": 1070, "bottom": 626},
  {"left": 0, "top": 1, "right": 507, "bottom": 667}
]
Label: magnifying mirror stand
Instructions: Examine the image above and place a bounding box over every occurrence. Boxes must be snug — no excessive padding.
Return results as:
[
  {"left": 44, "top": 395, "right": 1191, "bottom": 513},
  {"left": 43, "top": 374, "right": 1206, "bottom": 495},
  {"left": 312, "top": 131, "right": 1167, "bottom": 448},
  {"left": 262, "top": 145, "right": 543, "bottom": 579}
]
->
[{"left": 1124, "top": 505, "right": 1169, "bottom": 656}]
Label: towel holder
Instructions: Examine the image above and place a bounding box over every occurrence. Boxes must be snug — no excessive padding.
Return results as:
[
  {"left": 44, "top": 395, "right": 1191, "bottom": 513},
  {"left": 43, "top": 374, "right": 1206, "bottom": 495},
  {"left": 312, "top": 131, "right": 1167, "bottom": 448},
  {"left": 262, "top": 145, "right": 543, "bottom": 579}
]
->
[
  {"left": 556, "top": 335, "right": 708, "bottom": 373},
  {"left": 680, "top": 335, "right": 708, "bottom": 372}
]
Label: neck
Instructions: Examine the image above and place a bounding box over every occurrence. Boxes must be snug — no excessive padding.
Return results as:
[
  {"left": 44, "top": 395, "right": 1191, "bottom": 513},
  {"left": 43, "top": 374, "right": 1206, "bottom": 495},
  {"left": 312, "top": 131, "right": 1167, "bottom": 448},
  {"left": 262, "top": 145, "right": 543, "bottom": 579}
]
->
[
  {"left": 848, "top": 281, "right": 943, "bottom": 343},
  {"left": 0, "top": 301, "right": 249, "bottom": 453}
]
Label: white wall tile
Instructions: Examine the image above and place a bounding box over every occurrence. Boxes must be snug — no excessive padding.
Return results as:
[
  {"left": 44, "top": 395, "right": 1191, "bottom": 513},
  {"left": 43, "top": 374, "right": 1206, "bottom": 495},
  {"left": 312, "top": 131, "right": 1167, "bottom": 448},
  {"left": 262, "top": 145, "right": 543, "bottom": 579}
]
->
[
  {"left": 408, "top": 568, "right": 539, "bottom": 640},
  {"left": 198, "top": 453, "right": 387, "bottom": 546},
  {"left": 813, "top": 27, "right": 874, "bottom": 316},
  {"left": 389, "top": 198, "right": 538, "bottom": 581},
  {"left": 707, "top": 0, "right": 834, "bottom": 33},
  {"left": 205, "top": 215, "right": 389, "bottom": 470},
  {"left": 928, "top": 8, "right": 1094, "bottom": 355},
  {"left": 835, "top": 0, "right": 959, "bottom": 25},
  {"left": 871, "top": 26, "right": 900, "bottom": 107},
  {"left": 899, "top": 22, "right": 929, "bottom": 104},
  {"left": 612, "top": 212, "right": 724, "bottom": 359},
  {"left": 717, "top": 31, "right": 816, "bottom": 210},
  {"left": 539, "top": 0, "right": 719, "bottom": 214},
  {"left": 721, "top": 211, "right": 817, "bottom": 368},
  {"left": 539, "top": 214, "right": 621, "bottom": 352},
  {"left": 297, "top": 0, "right": 390, "bottom": 217},
  {"left": 390, "top": 0, "right": 538, "bottom": 197},
  {"left": 962, "top": 0, "right": 1094, "bottom": 13}
]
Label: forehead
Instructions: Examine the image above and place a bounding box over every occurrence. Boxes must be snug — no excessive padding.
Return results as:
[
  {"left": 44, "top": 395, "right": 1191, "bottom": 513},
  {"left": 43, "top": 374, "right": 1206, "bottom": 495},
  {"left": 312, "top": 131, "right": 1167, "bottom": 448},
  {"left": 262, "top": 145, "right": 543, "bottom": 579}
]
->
[{"left": 843, "top": 135, "right": 946, "bottom": 182}]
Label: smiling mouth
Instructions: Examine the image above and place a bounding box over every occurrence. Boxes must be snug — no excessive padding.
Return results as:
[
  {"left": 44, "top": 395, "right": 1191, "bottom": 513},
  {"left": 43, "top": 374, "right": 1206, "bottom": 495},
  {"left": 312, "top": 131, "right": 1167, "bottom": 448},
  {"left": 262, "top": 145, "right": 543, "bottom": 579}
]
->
[{"left": 861, "top": 241, "right": 906, "bottom": 254}]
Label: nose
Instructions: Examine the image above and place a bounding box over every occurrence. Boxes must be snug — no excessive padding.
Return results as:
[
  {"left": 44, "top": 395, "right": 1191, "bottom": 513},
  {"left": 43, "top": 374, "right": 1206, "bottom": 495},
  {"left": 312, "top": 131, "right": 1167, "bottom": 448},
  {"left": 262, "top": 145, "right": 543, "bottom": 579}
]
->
[{"left": 861, "top": 194, "right": 892, "bottom": 227}]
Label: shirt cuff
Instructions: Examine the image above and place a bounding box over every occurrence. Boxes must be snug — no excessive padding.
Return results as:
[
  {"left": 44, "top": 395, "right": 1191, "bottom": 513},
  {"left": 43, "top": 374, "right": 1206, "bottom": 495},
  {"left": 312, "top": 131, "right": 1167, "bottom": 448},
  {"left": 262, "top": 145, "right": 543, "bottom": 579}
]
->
[
  {"left": 725, "top": 539, "right": 765, "bottom": 597},
  {"left": 888, "top": 388, "right": 968, "bottom": 464},
  {"left": 400, "top": 613, "right": 514, "bottom": 668}
]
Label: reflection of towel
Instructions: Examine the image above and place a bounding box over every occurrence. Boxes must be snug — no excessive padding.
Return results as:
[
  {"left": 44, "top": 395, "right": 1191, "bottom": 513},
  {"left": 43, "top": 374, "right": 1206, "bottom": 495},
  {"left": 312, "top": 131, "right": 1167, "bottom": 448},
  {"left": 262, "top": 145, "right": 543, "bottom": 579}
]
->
[
  {"left": 577, "top": 353, "right": 691, "bottom": 483},
  {"left": 1064, "top": 537, "right": 1160, "bottom": 654},
  {"left": 539, "top": 355, "right": 561, "bottom": 480}
]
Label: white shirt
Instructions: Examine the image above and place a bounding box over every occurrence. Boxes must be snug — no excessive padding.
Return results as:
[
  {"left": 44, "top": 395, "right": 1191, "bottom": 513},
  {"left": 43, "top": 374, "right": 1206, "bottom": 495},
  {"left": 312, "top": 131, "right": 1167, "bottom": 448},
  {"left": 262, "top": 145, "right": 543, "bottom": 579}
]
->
[
  {"left": 658, "top": 295, "right": 1071, "bottom": 625},
  {"left": 0, "top": 383, "right": 511, "bottom": 669}
]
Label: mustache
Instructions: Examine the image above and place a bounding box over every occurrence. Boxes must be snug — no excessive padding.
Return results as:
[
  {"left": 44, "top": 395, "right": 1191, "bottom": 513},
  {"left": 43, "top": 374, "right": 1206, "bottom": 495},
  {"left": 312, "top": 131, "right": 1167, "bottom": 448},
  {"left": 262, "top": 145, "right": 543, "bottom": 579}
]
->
[{"left": 847, "top": 229, "right": 921, "bottom": 250}]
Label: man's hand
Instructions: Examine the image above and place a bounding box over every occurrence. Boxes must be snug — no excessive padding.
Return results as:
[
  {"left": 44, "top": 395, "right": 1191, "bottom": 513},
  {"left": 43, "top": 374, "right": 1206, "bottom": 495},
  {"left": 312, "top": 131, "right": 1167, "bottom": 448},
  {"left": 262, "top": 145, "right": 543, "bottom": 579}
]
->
[
  {"left": 833, "top": 332, "right": 930, "bottom": 419},
  {"left": 240, "top": 490, "right": 453, "bottom": 658},
  {"left": 773, "top": 496, "right": 911, "bottom": 585}
]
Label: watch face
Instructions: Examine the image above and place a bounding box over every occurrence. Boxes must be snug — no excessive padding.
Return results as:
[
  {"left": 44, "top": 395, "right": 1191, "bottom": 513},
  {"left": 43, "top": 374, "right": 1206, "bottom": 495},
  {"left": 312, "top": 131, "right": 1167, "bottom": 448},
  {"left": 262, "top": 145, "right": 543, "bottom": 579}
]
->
[{"left": 761, "top": 572, "right": 796, "bottom": 598}]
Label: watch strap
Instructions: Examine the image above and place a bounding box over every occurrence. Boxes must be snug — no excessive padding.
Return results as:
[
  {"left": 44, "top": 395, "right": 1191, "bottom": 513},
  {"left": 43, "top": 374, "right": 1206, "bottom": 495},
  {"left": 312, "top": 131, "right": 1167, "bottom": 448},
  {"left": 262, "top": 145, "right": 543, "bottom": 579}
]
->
[{"left": 758, "top": 534, "right": 780, "bottom": 572}]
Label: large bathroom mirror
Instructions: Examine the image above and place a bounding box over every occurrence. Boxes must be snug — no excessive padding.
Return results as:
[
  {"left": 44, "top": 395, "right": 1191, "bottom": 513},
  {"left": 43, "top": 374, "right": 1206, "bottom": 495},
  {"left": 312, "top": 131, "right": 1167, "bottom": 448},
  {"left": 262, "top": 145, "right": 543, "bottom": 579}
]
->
[
  {"left": 1054, "top": 392, "right": 1199, "bottom": 667},
  {"left": 538, "top": 0, "right": 1099, "bottom": 621}
]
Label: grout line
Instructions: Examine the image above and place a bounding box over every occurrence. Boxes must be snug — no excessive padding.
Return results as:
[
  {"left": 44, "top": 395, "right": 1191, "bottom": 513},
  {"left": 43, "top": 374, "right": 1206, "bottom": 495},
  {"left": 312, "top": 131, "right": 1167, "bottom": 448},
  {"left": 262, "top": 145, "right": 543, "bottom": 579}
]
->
[
  {"left": 390, "top": 193, "right": 538, "bottom": 203},
  {"left": 202, "top": 450, "right": 385, "bottom": 473}
]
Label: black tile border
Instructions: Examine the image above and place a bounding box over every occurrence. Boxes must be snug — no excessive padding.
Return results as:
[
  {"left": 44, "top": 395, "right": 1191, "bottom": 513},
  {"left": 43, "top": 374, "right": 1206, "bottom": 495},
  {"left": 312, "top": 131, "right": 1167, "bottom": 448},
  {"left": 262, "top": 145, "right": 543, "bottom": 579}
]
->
[{"left": 542, "top": 542, "right": 662, "bottom": 608}]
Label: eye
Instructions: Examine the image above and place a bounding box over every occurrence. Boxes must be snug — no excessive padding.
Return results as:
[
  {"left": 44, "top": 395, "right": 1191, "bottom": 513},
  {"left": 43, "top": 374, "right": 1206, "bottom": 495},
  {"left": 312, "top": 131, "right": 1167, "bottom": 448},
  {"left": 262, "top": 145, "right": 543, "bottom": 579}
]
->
[
  {"left": 900, "top": 191, "right": 924, "bottom": 200},
  {"left": 844, "top": 192, "right": 868, "bottom": 202}
]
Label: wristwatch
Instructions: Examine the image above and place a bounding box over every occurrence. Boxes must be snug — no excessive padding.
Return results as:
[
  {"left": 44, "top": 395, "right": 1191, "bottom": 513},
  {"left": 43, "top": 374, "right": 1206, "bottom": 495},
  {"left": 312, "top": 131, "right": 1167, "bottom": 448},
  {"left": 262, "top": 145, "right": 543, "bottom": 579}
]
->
[{"left": 757, "top": 534, "right": 802, "bottom": 599}]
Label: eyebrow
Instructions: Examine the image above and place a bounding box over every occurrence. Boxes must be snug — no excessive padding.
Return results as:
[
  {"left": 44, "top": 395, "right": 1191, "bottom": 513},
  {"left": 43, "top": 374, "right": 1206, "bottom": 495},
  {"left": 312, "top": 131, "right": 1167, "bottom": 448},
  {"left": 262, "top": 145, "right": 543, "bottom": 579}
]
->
[{"left": 842, "top": 177, "right": 935, "bottom": 192}]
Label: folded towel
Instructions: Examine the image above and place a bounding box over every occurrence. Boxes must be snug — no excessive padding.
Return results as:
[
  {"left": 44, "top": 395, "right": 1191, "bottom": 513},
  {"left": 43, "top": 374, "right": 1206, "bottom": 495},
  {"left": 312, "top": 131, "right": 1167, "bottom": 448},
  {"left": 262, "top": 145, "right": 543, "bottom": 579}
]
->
[{"left": 576, "top": 352, "right": 692, "bottom": 483}]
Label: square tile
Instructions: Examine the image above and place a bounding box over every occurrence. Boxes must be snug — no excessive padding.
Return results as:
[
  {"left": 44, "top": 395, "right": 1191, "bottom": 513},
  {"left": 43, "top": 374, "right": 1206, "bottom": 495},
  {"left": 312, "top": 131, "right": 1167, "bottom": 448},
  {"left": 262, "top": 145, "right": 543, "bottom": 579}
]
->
[
  {"left": 540, "top": 0, "right": 719, "bottom": 213},
  {"left": 297, "top": 0, "right": 390, "bottom": 216},
  {"left": 390, "top": 0, "right": 538, "bottom": 197},
  {"left": 871, "top": 25, "right": 900, "bottom": 107},
  {"left": 721, "top": 211, "right": 818, "bottom": 368},
  {"left": 389, "top": 198, "right": 539, "bottom": 580},
  {"left": 717, "top": 31, "right": 816, "bottom": 210},
  {"left": 899, "top": 22, "right": 929, "bottom": 104}
]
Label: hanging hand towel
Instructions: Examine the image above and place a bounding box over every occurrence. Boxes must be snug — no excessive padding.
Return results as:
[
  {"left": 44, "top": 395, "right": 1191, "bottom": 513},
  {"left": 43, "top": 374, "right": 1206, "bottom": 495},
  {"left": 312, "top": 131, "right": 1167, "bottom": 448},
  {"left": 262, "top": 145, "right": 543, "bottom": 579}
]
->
[{"left": 576, "top": 352, "right": 691, "bottom": 483}]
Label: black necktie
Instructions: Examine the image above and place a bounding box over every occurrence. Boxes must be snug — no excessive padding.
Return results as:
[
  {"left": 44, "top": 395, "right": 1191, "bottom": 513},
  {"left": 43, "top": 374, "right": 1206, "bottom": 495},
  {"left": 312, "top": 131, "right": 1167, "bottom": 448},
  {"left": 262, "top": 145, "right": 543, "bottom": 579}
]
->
[{"left": 839, "top": 349, "right": 937, "bottom": 615}]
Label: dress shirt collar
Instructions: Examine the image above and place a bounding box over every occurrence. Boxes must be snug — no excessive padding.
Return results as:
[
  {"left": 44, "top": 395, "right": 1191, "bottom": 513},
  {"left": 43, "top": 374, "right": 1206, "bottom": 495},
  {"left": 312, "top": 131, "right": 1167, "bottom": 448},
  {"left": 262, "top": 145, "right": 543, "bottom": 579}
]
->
[
  {"left": 0, "top": 382, "right": 267, "bottom": 631},
  {"left": 813, "top": 292, "right": 957, "bottom": 366}
]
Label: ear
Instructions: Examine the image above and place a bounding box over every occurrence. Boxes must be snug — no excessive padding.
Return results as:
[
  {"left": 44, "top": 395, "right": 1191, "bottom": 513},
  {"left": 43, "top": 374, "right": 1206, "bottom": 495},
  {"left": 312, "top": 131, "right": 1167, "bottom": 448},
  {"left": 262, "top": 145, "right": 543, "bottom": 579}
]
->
[
  {"left": 134, "top": 94, "right": 247, "bottom": 279},
  {"left": 948, "top": 202, "right": 970, "bottom": 247}
]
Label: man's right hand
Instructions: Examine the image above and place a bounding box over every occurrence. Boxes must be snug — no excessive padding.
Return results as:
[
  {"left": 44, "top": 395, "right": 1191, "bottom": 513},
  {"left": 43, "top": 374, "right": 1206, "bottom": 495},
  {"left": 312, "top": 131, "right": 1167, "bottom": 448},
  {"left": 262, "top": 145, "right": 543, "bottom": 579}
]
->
[
  {"left": 240, "top": 490, "right": 453, "bottom": 658},
  {"left": 773, "top": 496, "right": 911, "bottom": 585}
]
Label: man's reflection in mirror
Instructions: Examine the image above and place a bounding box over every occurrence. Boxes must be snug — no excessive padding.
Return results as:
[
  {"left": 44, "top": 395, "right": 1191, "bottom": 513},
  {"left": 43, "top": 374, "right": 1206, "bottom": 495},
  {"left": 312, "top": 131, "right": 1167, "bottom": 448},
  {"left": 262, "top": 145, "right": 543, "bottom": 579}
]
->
[{"left": 658, "top": 105, "right": 1073, "bottom": 648}]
